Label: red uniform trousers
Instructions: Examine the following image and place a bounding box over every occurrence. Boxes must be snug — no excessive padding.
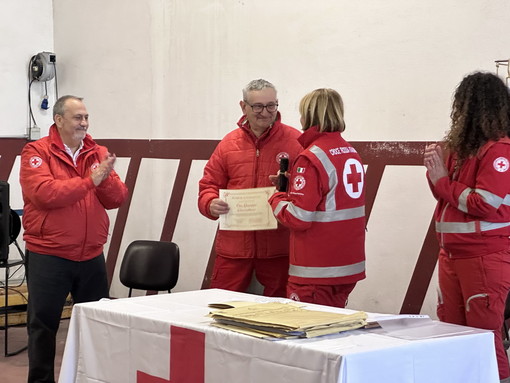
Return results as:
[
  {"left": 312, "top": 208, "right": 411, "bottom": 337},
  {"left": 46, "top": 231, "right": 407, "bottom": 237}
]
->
[
  {"left": 287, "top": 282, "right": 357, "bottom": 308},
  {"left": 437, "top": 249, "right": 510, "bottom": 380},
  {"left": 210, "top": 255, "right": 289, "bottom": 298}
]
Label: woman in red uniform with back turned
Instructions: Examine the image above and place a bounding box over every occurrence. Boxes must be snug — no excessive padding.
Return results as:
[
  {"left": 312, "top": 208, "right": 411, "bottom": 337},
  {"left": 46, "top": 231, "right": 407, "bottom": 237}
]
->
[
  {"left": 424, "top": 72, "right": 510, "bottom": 383},
  {"left": 269, "top": 88, "right": 366, "bottom": 308}
]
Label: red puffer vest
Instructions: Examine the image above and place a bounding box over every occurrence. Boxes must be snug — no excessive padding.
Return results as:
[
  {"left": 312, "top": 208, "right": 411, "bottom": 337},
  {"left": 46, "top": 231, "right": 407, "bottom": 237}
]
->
[{"left": 198, "top": 113, "right": 302, "bottom": 259}]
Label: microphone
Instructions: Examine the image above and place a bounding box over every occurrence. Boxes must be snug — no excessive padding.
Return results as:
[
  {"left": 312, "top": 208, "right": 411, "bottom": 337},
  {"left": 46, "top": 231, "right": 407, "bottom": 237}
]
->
[{"left": 277, "top": 158, "right": 289, "bottom": 192}]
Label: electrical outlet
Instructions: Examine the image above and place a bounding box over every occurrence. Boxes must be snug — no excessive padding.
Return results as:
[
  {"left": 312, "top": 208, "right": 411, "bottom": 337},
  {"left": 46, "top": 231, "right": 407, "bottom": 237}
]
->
[{"left": 30, "top": 126, "right": 41, "bottom": 140}]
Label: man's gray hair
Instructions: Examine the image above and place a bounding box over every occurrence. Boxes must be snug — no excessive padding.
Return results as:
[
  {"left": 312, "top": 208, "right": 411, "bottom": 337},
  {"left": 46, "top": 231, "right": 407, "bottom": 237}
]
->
[
  {"left": 242, "top": 79, "right": 277, "bottom": 101},
  {"left": 53, "top": 95, "right": 84, "bottom": 118}
]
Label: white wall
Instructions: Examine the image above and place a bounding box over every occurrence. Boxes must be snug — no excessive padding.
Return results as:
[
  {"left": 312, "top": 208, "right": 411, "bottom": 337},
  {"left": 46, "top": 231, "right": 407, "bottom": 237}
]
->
[
  {"left": 4, "top": 0, "right": 510, "bottom": 316},
  {"left": 0, "top": 0, "right": 56, "bottom": 139},
  {"left": 52, "top": 0, "right": 510, "bottom": 142},
  {"left": 1, "top": 0, "right": 55, "bottom": 280},
  {"left": 52, "top": 0, "right": 510, "bottom": 315}
]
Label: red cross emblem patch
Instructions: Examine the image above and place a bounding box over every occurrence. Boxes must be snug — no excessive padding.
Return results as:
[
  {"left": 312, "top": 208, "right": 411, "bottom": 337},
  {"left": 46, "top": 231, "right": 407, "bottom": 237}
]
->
[
  {"left": 293, "top": 175, "right": 306, "bottom": 191},
  {"left": 29, "top": 156, "right": 43, "bottom": 168},
  {"left": 493, "top": 157, "right": 509, "bottom": 173},
  {"left": 276, "top": 152, "right": 289, "bottom": 164}
]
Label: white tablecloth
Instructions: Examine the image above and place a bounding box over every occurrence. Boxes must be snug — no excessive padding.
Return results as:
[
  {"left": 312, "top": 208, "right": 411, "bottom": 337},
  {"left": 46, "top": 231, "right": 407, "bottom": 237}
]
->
[{"left": 58, "top": 289, "right": 499, "bottom": 383}]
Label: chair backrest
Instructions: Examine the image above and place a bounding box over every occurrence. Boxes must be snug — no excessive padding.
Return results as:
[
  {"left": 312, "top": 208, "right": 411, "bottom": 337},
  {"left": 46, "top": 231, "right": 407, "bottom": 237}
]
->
[{"left": 119, "top": 240, "right": 180, "bottom": 297}]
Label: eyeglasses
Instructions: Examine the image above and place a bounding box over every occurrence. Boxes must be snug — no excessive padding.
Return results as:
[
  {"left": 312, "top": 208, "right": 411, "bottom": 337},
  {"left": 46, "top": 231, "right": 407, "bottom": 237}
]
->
[{"left": 245, "top": 102, "right": 278, "bottom": 113}]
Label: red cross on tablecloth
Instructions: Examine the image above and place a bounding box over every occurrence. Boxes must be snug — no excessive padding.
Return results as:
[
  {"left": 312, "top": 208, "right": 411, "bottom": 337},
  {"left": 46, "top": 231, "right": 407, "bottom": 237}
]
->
[{"left": 137, "top": 326, "right": 205, "bottom": 383}]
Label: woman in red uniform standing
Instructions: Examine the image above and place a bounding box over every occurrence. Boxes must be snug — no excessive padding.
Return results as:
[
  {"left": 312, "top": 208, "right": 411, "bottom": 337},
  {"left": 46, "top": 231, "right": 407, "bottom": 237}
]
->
[
  {"left": 424, "top": 72, "right": 510, "bottom": 383},
  {"left": 269, "top": 88, "right": 366, "bottom": 308}
]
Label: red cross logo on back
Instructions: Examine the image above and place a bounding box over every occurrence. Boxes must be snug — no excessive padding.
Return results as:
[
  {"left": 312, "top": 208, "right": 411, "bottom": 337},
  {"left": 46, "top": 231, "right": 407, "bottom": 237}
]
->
[
  {"left": 347, "top": 164, "right": 362, "bottom": 193},
  {"left": 343, "top": 158, "right": 364, "bottom": 199}
]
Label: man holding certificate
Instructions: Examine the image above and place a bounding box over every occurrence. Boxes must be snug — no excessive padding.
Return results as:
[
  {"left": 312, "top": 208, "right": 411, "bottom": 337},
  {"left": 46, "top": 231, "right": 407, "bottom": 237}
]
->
[{"left": 198, "top": 79, "right": 301, "bottom": 297}]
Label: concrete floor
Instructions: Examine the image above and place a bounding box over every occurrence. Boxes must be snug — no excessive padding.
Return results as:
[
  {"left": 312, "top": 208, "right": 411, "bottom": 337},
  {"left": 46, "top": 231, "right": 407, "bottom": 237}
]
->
[{"left": 0, "top": 319, "right": 69, "bottom": 383}]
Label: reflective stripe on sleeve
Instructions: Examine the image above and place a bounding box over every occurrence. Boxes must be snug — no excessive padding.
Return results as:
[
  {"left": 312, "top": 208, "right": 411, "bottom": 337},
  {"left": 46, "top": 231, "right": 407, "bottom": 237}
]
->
[
  {"left": 474, "top": 188, "right": 504, "bottom": 209},
  {"left": 273, "top": 200, "right": 288, "bottom": 217},
  {"left": 457, "top": 188, "right": 470, "bottom": 213},
  {"left": 289, "top": 261, "right": 365, "bottom": 279},
  {"left": 436, "top": 220, "right": 510, "bottom": 233},
  {"left": 278, "top": 201, "right": 364, "bottom": 223}
]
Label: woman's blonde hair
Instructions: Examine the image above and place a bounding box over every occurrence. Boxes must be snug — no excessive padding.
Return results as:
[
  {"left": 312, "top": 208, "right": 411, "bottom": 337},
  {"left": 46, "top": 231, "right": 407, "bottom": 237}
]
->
[{"left": 299, "top": 88, "right": 345, "bottom": 132}]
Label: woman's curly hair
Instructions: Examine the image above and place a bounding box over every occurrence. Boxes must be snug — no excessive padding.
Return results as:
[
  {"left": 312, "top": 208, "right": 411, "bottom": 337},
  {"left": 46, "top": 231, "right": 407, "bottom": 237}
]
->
[{"left": 445, "top": 72, "right": 510, "bottom": 162}]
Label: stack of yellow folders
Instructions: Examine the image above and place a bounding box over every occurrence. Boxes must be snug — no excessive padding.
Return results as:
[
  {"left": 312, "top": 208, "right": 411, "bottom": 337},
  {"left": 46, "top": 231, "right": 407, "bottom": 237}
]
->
[{"left": 209, "top": 301, "right": 367, "bottom": 339}]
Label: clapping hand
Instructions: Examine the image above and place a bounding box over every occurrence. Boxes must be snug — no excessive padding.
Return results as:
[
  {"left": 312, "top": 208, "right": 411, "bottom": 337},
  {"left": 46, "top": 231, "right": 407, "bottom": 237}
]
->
[
  {"left": 91, "top": 153, "right": 117, "bottom": 186},
  {"left": 424, "top": 144, "right": 447, "bottom": 185}
]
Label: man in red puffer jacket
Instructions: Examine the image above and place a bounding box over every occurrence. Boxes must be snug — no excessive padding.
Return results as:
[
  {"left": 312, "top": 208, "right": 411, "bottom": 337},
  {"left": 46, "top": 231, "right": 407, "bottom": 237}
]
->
[
  {"left": 20, "top": 95, "right": 128, "bottom": 383},
  {"left": 198, "top": 79, "right": 301, "bottom": 297}
]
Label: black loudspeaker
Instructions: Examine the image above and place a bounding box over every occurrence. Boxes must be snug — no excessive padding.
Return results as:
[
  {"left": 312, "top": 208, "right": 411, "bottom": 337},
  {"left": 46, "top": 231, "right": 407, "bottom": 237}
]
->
[{"left": 0, "top": 181, "right": 10, "bottom": 264}]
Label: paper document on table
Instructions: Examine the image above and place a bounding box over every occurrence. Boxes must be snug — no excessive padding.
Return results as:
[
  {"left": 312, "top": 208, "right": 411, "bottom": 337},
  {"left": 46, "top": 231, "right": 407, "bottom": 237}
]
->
[
  {"left": 209, "top": 301, "right": 367, "bottom": 339},
  {"left": 219, "top": 187, "right": 278, "bottom": 231},
  {"left": 375, "top": 315, "right": 478, "bottom": 340}
]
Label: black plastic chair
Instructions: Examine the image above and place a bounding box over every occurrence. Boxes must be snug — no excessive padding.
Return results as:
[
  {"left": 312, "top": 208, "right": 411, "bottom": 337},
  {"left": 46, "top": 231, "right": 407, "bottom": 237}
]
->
[{"left": 119, "top": 240, "right": 180, "bottom": 297}]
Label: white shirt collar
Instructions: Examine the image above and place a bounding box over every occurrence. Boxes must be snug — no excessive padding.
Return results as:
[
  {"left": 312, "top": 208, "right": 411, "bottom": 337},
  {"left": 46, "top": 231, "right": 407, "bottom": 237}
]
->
[{"left": 64, "top": 141, "right": 84, "bottom": 166}]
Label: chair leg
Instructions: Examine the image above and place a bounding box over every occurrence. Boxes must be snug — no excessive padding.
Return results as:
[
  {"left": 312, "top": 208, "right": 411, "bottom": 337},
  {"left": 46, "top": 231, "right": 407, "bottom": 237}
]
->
[{"left": 128, "top": 288, "right": 133, "bottom": 298}]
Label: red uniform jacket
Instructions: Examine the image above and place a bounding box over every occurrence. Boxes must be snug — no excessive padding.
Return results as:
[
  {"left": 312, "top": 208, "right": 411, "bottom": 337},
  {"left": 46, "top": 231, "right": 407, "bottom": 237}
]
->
[
  {"left": 269, "top": 126, "right": 366, "bottom": 285},
  {"left": 198, "top": 113, "right": 302, "bottom": 259},
  {"left": 20, "top": 125, "right": 128, "bottom": 261},
  {"left": 429, "top": 138, "right": 510, "bottom": 257}
]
